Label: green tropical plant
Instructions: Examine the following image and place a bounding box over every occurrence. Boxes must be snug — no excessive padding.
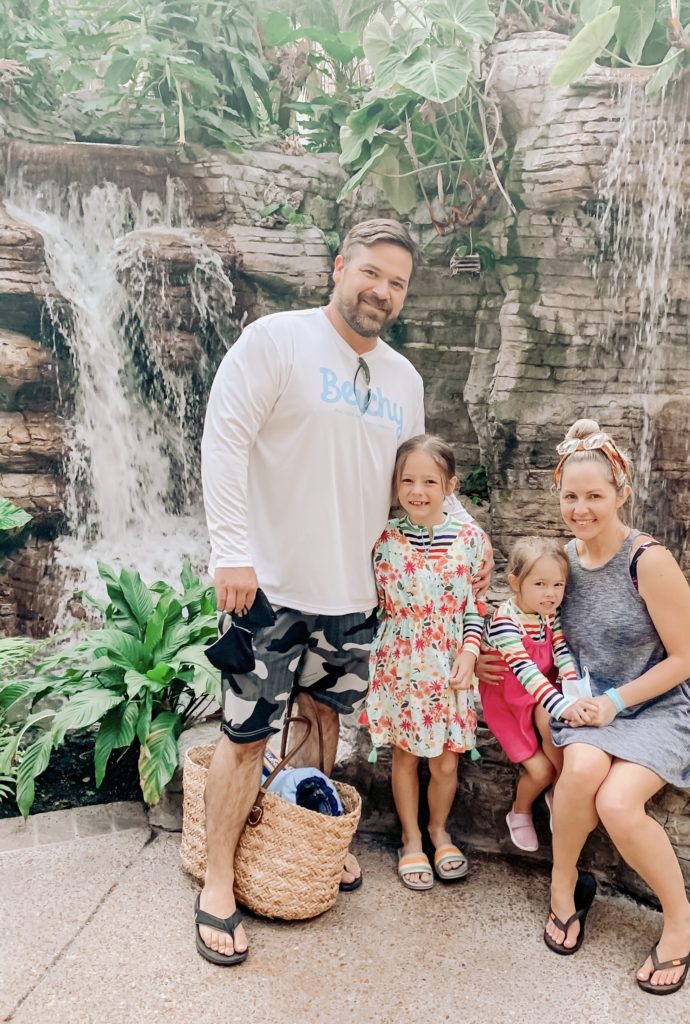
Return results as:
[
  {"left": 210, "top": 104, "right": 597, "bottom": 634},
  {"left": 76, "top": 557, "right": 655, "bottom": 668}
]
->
[
  {"left": 0, "top": 559, "right": 222, "bottom": 816},
  {"left": 259, "top": 1, "right": 377, "bottom": 151},
  {"left": 0, "top": 0, "right": 276, "bottom": 148},
  {"left": 338, "top": 0, "right": 514, "bottom": 229},
  {"left": 0, "top": 496, "right": 32, "bottom": 533},
  {"left": 549, "top": 1, "right": 690, "bottom": 95}
]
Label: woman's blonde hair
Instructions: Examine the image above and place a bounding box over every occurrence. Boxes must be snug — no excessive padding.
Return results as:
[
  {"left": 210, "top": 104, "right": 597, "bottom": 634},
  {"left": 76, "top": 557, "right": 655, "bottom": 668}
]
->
[
  {"left": 392, "top": 434, "right": 456, "bottom": 503},
  {"left": 507, "top": 536, "right": 570, "bottom": 588},
  {"left": 555, "top": 418, "right": 633, "bottom": 496}
]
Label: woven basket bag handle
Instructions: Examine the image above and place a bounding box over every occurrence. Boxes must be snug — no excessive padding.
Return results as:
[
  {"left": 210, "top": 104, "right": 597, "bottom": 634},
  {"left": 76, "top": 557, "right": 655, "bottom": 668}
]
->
[{"left": 246, "top": 694, "right": 326, "bottom": 827}]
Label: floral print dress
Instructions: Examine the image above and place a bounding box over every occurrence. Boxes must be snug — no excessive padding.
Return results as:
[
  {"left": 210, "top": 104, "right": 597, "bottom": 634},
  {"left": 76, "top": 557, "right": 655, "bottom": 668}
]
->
[{"left": 365, "top": 514, "right": 486, "bottom": 758}]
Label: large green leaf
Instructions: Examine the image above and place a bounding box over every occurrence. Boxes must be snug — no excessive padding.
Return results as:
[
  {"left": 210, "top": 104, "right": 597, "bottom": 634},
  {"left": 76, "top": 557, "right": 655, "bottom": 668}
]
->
[
  {"left": 338, "top": 146, "right": 388, "bottom": 200},
  {"left": 144, "top": 592, "right": 182, "bottom": 652},
  {"left": 616, "top": 0, "right": 656, "bottom": 64},
  {"left": 0, "top": 497, "right": 31, "bottom": 532},
  {"left": 118, "top": 568, "right": 154, "bottom": 630},
  {"left": 16, "top": 731, "right": 53, "bottom": 817},
  {"left": 138, "top": 710, "right": 182, "bottom": 805},
  {"left": 424, "top": 0, "right": 496, "bottom": 45},
  {"left": 136, "top": 690, "right": 153, "bottom": 745},
  {"left": 261, "top": 11, "right": 294, "bottom": 47},
  {"left": 298, "top": 27, "right": 363, "bottom": 64},
  {"left": 580, "top": 0, "right": 613, "bottom": 22},
  {"left": 91, "top": 629, "right": 150, "bottom": 672},
  {"left": 362, "top": 12, "right": 395, "bottom": 72},
  {"left": 370, "top": 145, "right": 418, "bottom": 215},
  {"left": 124, "top": 669, "right": 155, "bottom": 700},
  {"left": 0, "top": 732, "right": 19, "bottom": 774},
  {"left": 645, "top": 47, "right": 684, "bottom": 95},
  {"left": 549, "top": 8, "right": 621, "bottom": 87},
  {"left": 179, "top": 559, "right": 196, "bottom": 592},
  {"left": 94, "top": 701, "right": 139, "bottom": 787},
  {"left": 395, "top": 45, "right": 471, "bottom": 102},
  {"left": 172, "top": 643, "right": 222, "bottom": 702},
  {"left": 0, "top": 677, "right": 49, "bottom": 712},
  {"left": 154, "top": 618, "right": 214, "bottom": 665},
  {"left": 51, "top": 690, "right": 123, "bottom": 746}
]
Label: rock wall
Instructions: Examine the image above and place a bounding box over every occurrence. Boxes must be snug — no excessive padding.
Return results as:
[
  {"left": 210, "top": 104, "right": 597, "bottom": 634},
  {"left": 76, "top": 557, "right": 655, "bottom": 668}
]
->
[{"left": 470, "top": 33, "right": 690, "bottom": 568}]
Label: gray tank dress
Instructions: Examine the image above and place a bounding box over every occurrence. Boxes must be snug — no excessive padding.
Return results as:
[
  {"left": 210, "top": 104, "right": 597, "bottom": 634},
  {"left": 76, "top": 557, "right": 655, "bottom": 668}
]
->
[{"left": 551, "top": 530, "right": 690, "bottom": 788}]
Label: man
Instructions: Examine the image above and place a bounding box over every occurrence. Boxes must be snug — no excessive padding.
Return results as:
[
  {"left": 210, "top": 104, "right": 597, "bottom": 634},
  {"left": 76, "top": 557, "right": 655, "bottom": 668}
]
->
[{"left": 197, "top": 219, "right": 491, "bottom": 965}]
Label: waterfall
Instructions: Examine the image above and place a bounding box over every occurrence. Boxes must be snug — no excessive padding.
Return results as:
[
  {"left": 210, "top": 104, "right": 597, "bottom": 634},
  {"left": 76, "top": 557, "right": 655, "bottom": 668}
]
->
[
  {"left": 4, "top": 175, "right": 236, "bottom": 611},
  {"left": 596, "top": 81, "right": 690, "bottom": 525}
]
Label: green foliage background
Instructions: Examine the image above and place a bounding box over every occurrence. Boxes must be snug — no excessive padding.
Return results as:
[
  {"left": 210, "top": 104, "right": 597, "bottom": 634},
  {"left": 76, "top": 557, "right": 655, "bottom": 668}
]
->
[{"left": 1, "top": 1, "right": 689, "bottom": 216}]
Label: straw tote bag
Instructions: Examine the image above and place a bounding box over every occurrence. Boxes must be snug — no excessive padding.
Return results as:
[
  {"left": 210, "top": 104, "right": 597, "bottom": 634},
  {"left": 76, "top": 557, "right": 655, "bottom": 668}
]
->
[{"left": 180, "top": 704, "right": 362, "bottom": 920}]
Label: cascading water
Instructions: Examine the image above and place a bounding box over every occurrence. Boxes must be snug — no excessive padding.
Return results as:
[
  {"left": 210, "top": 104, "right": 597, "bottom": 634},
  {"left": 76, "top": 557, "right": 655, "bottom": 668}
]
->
[
  {"left": 4, "top": 175, "right": 236, "bottom": 616},
  {"left": 595, "top": 81, "right": 690, "bottom": 531}
]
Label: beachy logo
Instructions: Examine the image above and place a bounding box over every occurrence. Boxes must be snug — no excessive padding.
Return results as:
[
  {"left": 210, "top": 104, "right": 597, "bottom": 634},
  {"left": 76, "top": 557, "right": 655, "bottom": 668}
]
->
[{"left": 319, "top": 367, "right": 404, "bottom": 437}]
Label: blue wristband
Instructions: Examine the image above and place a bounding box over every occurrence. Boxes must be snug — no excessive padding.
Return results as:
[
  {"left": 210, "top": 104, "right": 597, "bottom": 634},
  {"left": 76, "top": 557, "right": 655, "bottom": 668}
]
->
[{"left": 605, "top": 687, "right": 625, "bottom": 714}]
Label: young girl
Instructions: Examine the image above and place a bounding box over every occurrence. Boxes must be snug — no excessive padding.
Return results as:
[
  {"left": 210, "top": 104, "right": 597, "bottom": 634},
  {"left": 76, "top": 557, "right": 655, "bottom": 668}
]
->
[
  {"left": 365, "top": 435, "right": 486, "bottom": 891},
  {"left": 479, "top": 538, "right": 592, "bottom": 852}
]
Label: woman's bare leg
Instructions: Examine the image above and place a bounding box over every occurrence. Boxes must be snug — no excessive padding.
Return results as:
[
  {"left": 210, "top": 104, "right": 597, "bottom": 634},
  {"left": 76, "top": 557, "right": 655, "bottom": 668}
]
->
[
  {"left": 545, "top": 743, "right": 612, "bottom": 949},
  {"left": 596, "top": 760, "right": 690, "bottom": 988}
]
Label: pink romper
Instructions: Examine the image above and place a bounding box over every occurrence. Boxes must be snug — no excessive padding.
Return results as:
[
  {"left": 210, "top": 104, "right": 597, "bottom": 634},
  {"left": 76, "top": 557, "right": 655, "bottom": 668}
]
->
[{"left": 479, "top": 627, "right": 560, "bottom": 763}]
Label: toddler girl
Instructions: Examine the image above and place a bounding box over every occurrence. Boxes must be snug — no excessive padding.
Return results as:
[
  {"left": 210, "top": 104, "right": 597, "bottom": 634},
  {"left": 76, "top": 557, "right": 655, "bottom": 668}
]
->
[
  {"left": 479, "top": 537, "right": 591, "bottom": 852},
  {"left": 365, "top": 435, "right": 487, "bottom": 891}
]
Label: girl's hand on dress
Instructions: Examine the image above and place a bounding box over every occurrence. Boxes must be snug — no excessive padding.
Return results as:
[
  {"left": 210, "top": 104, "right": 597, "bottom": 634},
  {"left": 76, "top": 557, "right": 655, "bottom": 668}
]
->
[
  {"left": 475, "top": 645, "right": 503, "bottom": 685},
  {"left": 586, "top": 695, "right": 618, "bottom": 728},
  {"left": 560, "top": 698, "right": 597, "bottom": 727},
  {"left": 450, "top": 650, "right": 476, "bottom": 691}
]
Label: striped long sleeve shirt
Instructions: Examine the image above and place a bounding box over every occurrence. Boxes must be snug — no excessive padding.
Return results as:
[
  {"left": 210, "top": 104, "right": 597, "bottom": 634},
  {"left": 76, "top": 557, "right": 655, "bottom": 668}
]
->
[{"left": 483, "top": 597, "right": 578, "bottom": 719}]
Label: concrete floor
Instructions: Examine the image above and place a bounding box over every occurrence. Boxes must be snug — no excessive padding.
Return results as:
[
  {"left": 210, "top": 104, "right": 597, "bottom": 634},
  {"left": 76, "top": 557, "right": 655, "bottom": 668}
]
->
[{"left": 1, "top": 805, "right": 687, "bottom": 1024}]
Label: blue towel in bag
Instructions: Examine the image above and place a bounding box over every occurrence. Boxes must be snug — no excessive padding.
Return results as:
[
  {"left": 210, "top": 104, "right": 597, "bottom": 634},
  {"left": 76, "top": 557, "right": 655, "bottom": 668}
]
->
[{"left": 267, "top": 767, "right": 343, "bottom": 816}]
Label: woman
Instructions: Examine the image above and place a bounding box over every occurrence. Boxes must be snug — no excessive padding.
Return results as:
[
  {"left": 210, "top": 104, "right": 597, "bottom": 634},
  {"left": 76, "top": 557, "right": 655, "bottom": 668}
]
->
[{"left": 481, "top": 418, "right": 690, "bottom": 995}]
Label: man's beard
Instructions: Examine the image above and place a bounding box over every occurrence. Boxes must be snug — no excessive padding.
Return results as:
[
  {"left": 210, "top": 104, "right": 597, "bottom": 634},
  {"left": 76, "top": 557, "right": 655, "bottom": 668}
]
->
[{"left": 333, "top": 290, "right": 397, "bottom": 338}]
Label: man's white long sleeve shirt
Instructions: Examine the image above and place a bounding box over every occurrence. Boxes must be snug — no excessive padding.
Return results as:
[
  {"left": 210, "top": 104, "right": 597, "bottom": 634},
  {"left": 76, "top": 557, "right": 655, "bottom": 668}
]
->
[{"left": 201, "top": 307, "right": 471, "bottom": 614}]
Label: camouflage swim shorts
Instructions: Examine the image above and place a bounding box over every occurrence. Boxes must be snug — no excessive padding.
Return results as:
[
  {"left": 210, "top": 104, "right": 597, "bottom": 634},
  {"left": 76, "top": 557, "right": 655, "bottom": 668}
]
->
[{"left": 220, "top": 605, "right": 376, "bottom": 744}]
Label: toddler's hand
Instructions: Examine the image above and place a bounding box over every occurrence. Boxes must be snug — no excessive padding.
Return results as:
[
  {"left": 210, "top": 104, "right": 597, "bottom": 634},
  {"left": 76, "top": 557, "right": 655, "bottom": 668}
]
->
[
  {"left": 449, "top": 650, "right": 476, "bottom": 691},
  {"left": 560, "top": 697, "right": 597, "bottom": 726}
]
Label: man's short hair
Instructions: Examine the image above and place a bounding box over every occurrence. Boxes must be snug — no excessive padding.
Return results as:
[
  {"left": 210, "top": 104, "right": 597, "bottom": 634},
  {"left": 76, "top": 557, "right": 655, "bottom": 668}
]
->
[{"left": 340, "top": 219, "right": 421, "bottom": 276}]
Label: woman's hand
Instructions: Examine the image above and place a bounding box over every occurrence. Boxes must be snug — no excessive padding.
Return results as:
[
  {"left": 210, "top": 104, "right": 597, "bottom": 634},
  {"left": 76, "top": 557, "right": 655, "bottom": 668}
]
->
[
  {"left": 583, "top": 694, "right": 618, "bottom": 728},
  {"left": 450, "top": 650, "right": 476, "bottom": 691},
  {"left": 560, "top": 697, "right": 597, "bottom": 727},
  {"left": 475, "top": 646, "right": 503, "bottom": 685}
]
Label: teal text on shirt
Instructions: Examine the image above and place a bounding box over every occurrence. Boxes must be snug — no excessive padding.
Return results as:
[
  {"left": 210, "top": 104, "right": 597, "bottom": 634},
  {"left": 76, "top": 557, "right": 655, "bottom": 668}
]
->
[{"left": 319, "top": 367, "right": 404, "bottom": 438}]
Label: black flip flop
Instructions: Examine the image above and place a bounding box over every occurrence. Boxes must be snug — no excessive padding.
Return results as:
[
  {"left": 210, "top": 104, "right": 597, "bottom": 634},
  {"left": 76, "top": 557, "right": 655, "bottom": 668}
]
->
[
  {"left": 636, "top": 944, "right": 690, "bottom": 995},
  {"left": 543, "top": 871, "right": 597, "bottom": 956},
  {"left": 194, "top": 895, "right": 248, "bottom": 966},
  {"left": 339, "top": 871, "right": 363, "bottom": 893}
]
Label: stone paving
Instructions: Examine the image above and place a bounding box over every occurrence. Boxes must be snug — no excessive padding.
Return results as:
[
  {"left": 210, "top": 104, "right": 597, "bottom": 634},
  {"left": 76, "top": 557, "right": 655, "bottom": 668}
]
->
[{"left": 1, "top": 801, "right": 689, "bottom": 1024}]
